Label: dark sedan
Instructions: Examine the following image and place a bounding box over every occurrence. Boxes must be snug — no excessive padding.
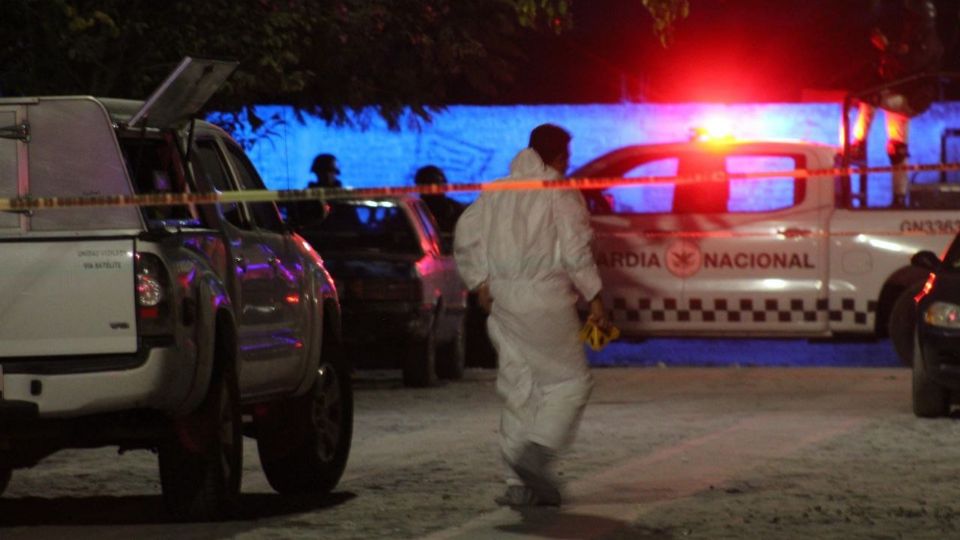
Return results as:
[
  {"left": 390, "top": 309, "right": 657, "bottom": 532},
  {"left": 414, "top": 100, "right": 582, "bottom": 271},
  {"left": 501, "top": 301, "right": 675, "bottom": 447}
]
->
[
  {"left": 909, "top": 245, "right": 960, "bottom": 417},
  {"left": 284, "top": 196, "right": 467, "bottom": 387}
]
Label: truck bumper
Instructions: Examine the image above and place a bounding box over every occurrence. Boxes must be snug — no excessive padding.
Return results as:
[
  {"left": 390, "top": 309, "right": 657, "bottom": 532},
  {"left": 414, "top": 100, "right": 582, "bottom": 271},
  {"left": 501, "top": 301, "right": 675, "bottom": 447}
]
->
[{"left": 0, "top": 345, "right": 195, "bottom": 419}]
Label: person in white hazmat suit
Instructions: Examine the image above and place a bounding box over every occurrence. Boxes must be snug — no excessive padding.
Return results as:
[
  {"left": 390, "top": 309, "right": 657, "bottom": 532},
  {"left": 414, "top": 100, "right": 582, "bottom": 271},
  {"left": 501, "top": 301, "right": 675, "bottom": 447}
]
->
[{"left": 454, "top": 124, "right": 609, "bottom": 507}]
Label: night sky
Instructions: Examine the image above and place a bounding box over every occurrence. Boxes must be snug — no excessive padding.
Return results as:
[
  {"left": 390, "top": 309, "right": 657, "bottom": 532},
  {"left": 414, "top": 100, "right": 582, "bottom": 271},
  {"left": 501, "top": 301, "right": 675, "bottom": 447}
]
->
[{"left": 489, "top": 0, "right": 960, "bottom": 104}]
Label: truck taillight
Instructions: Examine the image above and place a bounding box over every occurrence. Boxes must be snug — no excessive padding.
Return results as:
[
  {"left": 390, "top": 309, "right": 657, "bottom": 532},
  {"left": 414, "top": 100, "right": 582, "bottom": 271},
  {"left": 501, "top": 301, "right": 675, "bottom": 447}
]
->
[
  {"left": 135, "top": 252, "right": 173, "bottom": 335},
  {"left": 138, "top": 274, "right": 163, "bottom": 307}
]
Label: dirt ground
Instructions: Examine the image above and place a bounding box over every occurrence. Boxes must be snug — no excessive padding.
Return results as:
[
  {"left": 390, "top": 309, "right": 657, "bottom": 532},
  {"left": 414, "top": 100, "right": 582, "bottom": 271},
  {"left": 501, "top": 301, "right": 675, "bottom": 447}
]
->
[{"left": 2, "top": 366, "right": 959, "bottom": 539}]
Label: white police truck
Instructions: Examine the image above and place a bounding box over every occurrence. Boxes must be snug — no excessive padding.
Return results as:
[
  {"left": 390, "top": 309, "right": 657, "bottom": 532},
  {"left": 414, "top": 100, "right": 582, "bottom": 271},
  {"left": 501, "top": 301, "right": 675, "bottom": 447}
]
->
[{"left": 575, "top": 136, "right": 960, "bottom": 364}]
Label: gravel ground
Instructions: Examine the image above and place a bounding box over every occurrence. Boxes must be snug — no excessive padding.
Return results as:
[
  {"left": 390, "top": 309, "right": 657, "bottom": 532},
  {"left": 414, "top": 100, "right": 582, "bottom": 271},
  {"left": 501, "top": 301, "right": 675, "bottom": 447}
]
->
[{"left": 2, "top": 361, "right": 955, "bottom": 540}]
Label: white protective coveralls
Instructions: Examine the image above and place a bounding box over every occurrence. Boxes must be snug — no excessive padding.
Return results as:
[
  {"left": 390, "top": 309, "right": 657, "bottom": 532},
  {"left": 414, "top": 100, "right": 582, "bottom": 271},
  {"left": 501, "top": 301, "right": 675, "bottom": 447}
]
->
[{"left": 454, "top": 148, "right": 602, "bottom": 485}]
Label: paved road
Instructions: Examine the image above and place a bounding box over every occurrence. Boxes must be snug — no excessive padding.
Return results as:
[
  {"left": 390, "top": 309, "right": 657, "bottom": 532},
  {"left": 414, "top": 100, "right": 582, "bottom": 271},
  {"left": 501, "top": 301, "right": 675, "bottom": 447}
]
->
[{"left": 6, "top": 363, "right": 956, "bottom": 539}]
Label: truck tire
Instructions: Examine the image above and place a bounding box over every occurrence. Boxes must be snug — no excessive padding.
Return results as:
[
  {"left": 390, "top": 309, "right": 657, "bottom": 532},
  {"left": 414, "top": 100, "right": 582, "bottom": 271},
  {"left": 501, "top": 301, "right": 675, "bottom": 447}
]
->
[
  {"left": 257, "top": 337, "right": 353, "bottom": 495},
  {"left": 403, "top": 328, "right": 437, "bottom": 387},
  {"left": 889, "top": 285, "right": 922, "bottom": 367},
  {"left": 0, "top": 467, "right": 10, "bottom": 496},
  {"left": 912, "top": 336, "right": 950, "bottom": 418},
  {"left": 436, "top": 317, "right": 466, "bottom": 380},
  {"left": 159, "top": 349, "right": 242, "bottom": 521}
]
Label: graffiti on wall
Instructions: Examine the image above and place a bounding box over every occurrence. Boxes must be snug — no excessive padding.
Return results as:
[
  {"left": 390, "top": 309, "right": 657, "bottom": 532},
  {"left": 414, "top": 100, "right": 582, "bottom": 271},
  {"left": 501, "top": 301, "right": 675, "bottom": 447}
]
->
[{"left": 409, "top": 132, "right": 496, "bottom": 183}]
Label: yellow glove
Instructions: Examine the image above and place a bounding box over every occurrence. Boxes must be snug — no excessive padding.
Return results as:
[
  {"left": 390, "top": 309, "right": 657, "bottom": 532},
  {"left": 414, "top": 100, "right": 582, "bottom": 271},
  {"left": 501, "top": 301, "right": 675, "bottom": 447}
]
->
[{"left": 579, "top": 320, "right": 620, "bottom": 352}]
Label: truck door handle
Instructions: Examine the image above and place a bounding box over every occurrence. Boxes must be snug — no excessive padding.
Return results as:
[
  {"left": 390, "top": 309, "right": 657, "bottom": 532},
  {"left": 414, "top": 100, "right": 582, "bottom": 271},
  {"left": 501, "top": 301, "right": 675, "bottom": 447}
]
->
[
  {"left": 233, "top": 256, "right": 247, "bottom": 271},
  {"left": 778, "top": 228, "right": 812, "bottom": 238}
]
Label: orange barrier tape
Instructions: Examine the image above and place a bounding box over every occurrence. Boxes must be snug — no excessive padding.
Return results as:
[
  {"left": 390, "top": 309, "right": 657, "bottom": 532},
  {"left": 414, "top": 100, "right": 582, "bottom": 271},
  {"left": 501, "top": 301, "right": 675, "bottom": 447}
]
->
[{"left": 2, "top": 162, "right": 960, "bottom": 212}]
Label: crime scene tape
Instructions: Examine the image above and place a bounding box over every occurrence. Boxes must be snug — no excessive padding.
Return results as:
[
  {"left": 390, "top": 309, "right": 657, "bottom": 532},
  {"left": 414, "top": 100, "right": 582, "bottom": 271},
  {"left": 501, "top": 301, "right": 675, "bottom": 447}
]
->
[{"left": 3, "top": 161, "right": 960, "bottom": 212}]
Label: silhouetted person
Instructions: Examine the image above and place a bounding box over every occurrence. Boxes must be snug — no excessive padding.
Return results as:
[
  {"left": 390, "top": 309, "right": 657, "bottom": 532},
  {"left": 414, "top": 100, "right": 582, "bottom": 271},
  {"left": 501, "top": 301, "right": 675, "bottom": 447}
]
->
[
  {"left": 286, "top": 153, "right": 341, "bottom": 228},
  {"left": 415, "top": 165, "right": 464, "bottom": 253},
  {"left": 309, "top": 153, "right": 342, "bottom": 188}
]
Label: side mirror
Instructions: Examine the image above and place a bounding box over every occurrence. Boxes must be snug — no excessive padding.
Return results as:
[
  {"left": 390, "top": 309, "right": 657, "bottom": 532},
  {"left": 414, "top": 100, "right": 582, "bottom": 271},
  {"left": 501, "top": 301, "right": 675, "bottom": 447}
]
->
[{"left": 910, "top": 250, "right": 942, "bottom": 270}]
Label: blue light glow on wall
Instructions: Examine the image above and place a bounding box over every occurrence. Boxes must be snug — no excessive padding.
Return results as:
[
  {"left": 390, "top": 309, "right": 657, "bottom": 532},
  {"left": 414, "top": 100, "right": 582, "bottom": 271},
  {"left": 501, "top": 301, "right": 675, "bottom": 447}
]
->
[{"left": 214, "top": 102, "right": 960, "bottom": 209}]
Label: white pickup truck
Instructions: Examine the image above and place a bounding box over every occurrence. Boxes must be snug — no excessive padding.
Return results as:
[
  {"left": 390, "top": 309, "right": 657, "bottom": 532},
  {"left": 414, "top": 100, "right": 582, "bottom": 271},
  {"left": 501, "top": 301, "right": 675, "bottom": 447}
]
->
[
  {"left": 575, "top": 137, "right": 960, "bottom": 363},
  {"left": 0, "top": 58, "right": 352, "bottom": 521}
]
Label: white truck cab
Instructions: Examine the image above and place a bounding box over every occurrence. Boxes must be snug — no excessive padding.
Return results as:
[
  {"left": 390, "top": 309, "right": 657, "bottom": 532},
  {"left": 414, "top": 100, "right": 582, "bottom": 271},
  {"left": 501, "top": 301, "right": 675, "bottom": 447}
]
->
[{"left": 575, "top": 137, "right": 959, "bottom": 362}]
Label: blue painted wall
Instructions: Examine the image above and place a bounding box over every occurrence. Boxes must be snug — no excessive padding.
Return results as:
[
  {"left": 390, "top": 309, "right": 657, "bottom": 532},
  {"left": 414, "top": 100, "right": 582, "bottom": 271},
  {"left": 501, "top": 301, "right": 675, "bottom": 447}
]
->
[{"left": 217, "top": 102, "right": 960, "bottom": 207}]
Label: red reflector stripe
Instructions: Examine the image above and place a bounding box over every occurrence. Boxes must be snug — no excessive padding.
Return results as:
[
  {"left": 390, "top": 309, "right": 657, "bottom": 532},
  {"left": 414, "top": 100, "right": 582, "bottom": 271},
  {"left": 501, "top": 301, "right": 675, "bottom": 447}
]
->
[
  {"left": 915, "top": 273, "right": 937, "bottom": 303},
  {"left": 139, "top": 306, "right": 160, "bottom": 319}
]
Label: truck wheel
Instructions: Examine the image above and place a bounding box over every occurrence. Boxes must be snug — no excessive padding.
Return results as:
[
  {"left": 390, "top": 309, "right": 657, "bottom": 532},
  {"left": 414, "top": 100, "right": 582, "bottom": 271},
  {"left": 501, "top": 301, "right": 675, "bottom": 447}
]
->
[
  {"left": 159, "top": 356, "right": 242, "bottom": 521},
  {"left": 403, "top": 328, "right": 437, "bottom": 387},
  {"left": 912, "top": 336, "right": 949, "bottom": 418},
  {"left": 889, "top": 285, "right": 921, "bottom": 367},
  {"left": 0, "top": 467, "right": 10, "bottom": 496},
  {"left": 257, "top": 348, "right": 353, "bottom": 495},
  {"left": 436, "top": 317, "right": 466, "bottom": 380}
]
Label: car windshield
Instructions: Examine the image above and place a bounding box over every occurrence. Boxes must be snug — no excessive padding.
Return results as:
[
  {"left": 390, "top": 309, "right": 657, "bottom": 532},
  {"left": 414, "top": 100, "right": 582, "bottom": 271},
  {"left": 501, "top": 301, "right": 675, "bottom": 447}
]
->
[{"left": 307, "top": 200, "right": 420, "bottom": 254}]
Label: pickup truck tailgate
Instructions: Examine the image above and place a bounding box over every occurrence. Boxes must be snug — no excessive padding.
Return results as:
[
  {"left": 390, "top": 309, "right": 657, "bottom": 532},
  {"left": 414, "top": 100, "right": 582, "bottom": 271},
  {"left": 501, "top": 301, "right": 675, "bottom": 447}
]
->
[{"left": 0, "top": 239, "right": 137, "bottom": 357}]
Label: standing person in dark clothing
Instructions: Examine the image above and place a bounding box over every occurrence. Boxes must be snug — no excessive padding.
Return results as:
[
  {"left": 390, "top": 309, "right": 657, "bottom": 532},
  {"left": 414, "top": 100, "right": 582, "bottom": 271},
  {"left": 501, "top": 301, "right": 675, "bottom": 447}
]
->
[
  {"left": 308, "top": 153, "right": 343, "bottom": 188},
  {"left": 850, "top": 0, "right": 943, "bottom": 207},
  {"left": 416, "top": 165, "right": 497, "bottom": 368},
  {"left": 414, "top": 165, "right": 464, "bottom": 254},
  {"left": 285, "top": 153, "right": 342, "bottom": 227}
]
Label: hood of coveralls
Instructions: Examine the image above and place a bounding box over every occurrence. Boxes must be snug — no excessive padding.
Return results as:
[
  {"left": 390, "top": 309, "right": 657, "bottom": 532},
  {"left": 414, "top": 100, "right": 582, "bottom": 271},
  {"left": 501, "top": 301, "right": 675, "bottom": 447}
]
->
[{"left": 504, "top": 148, "right": 562, "bottom": 181}]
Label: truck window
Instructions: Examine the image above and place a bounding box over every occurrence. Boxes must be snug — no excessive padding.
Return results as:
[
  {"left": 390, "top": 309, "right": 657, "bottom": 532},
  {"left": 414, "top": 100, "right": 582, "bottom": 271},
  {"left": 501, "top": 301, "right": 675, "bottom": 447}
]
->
[
  {"left": 192, "top": 140, "right": 247, "bottom": 228},
  {"left": 223, "top": 143, "right": 285, "bottom": 234},
  {"left": 726, "top": 155, "right": 805, "bottom": 212},
  {"left": 673, "top": 153, "right": 728, "bottom": 213},
  {"left": 602, "top": 158, "right": 678, "bottom": 214},
  {"left": 120, "top": 135, "right": 203, "bottom": 227}
]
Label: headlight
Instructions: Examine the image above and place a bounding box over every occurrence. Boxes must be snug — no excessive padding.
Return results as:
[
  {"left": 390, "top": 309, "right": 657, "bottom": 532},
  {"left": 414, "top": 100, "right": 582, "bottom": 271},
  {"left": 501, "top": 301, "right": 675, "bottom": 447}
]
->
[{"left": 923, "top": 301, "right": 960, "bottom": 328}]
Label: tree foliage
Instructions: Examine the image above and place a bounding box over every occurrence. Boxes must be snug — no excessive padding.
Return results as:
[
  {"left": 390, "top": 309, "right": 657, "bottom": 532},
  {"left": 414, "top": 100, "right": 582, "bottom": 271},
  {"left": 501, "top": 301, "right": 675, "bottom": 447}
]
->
[
  {"left": 640, "top": 0, "right": 689, "bottom": 46},
  {"left": 0, "top": 1, "right": 687, "bottom": 128}
]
